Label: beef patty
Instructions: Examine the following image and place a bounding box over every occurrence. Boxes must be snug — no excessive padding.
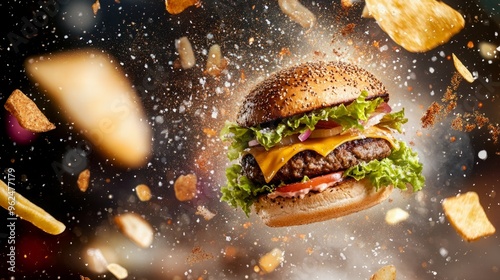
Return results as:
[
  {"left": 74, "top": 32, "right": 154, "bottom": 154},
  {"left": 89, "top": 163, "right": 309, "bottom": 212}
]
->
[{"left": 241, "top": 138, "right": 392, "bottom": 185}]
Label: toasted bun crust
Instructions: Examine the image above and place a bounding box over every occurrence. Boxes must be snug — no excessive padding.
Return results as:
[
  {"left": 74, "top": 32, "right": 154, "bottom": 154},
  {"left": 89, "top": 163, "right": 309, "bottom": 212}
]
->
[
  {"left": 237, "top": 61, "right": 389, "bottom": 128},
  {"left": 253, "top": 179, "right": 393, "bottom": 227}
]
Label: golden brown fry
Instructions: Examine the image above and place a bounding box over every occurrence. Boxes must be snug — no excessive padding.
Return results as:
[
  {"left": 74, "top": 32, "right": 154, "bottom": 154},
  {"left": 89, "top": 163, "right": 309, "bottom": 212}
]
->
[
  {"left": 370, "top": 265, "right": 396, "bottom": 280},
  {"left": 135, "top": 184, "right": 152, "bottom": 201},
  {"left": 77, "top": 169, "right": 90, "bottom": 192},
  {"left": 0, "top": 180, "right": 65, "bottom": 235},
  {"left": 107, "top": 263, "right": 128, "bottom": 279},
  {"left": 205, "top": 44, "right": 228, "bottom": 77},
  {"left": 365, "top": 0, "right": 465, "bottom": 52},
  {"left": 259, "top": 248, "right": 284, "bottom": 273},
  {"left": 165, "top": 0, "right": 201, "bottom": 15},
  {"left": 452, "top": 53, "right": 475, "bottom": 83},
  {"left": 442, "top": 191, "right": 496, "bottom": 242},
  {"left": 278, "top": 0, "right": 316, "bottom": 30},
  {"left": 174, "top": 173, "right": 197, "bottom": 201},
  {"left": 114, "top": 213, "right": 154, "bottom": 248},
  {"left": 4, "top": 89, "right": 56, "bottom": 133},
  {"left": 176, "top": 36, "right": 196, "bottom": 69}
]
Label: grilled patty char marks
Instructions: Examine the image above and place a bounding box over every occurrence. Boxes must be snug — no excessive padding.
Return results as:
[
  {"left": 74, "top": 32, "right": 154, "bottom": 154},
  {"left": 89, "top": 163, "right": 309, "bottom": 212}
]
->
[{"left": 241, "top": 138, "right": 392, "bottom": 185}]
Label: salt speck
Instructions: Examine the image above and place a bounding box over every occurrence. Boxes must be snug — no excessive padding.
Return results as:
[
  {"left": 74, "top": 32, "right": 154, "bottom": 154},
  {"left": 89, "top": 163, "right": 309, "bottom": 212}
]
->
[{"left": 478, "top": 150, "right": 487, "bottom": 160}]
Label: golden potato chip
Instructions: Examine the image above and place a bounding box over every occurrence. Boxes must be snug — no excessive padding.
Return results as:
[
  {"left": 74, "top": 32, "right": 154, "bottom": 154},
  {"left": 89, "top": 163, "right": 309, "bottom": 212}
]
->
[
  {"left": 77, "top": 169, "right": 90, "bottom": 192},
  {"left": 442, "top": 191, "right": 496, "bottom": 242},
  {"left": 370, "top": 265, "right": 396, "bottom": 280},
  {"left": 452, "top": 53, "right": 475, "bottom": 83},
  {"left": 174, "top": 173, "right": 197, "bottom": 201},
  {"left": 4, "top": 89, "right": 56, "bottom": 133},
  {"left": 165, "top": 0, "right": 201, "bottom": 15},
  {"left": 365, "top": 0, "right": 465, "bottom": 52}
]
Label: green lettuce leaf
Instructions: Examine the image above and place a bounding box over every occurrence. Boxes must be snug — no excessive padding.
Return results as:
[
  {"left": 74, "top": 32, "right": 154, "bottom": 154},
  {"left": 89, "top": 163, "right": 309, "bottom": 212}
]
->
[
  {"left": 220, "top": 91, "right": 408, "bottom": 158},
  {"left": 343, "top": 141, "right": 425, "bottom": 192},
  {"left": 220, "top": 140, "right": 425, "bottom": 216}
]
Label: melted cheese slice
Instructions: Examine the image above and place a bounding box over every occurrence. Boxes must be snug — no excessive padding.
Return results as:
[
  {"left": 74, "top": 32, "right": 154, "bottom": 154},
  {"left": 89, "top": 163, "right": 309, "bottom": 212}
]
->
[{"left": 246, "top": 127, "right": 397, "bottom": 183}]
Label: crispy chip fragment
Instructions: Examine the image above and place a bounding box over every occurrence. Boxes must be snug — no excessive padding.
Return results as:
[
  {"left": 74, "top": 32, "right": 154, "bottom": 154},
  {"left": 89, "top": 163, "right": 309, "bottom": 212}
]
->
[
  {"left": 0, "top": 180, "right": 65, "bottom": 235},
  {"left": 370, "top": 265, "right": 396, "bottom": 280},
  {"left": 165, "top": 0, "right": 201, "bottom": 15},
  {"left": 364, "top": 0, "right": 465, "bottom": 52},
  {"left": 452, "top": 53, "right": 475, "bottom": 83},
  {"left": 92, "top": 0, "right": 100, "bottom": 15},
  {"left": 114, "top": 213, "right": 154, "bottom": 248},
  {"left": 174, "top": 173, "right": 197, "bottom": 201},
  {"left": 4, "top": 89, "right": 56, "bottom": 133},
  {"left": 77, "top": 169, "right": 90, "bottom": 192},
  {"left": 442, "top": 191, "right": 496, "bottom": 242}
]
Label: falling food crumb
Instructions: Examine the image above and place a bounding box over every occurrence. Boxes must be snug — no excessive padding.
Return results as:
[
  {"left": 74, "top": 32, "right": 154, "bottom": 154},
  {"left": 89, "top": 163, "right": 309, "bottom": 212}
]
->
[
  {"left": 187, "top": 246, "right": 215, "bottom": 265},
  {"left": 77, "top": 169, "right": 90, "bottom": 192}
]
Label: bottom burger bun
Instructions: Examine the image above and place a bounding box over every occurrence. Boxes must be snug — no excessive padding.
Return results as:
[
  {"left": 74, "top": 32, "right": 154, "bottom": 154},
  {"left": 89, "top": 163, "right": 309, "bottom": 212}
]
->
[{"left": 253, "top": 179, "right": 394, "bottom": 227}]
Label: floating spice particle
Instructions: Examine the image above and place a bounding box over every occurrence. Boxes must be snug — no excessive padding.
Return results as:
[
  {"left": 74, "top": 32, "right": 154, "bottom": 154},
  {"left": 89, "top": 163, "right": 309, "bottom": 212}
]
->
[
  {"left": 467, "top": 41, "right": 474, "bottom": 48},
  {"left": 340, "top": 23, "right": 356, "bottom": 36},
  {"left": 187, "top": 246, "right": 215, "bottom": 265},
  {"left": 421, "top": 101, "right": 443, "bottom": 128},
  {"left": 278, "top": 47, "right": 292, "bottom": 58},
  {"left": 77, "top": 169, "right": 90, "bottom": 192}
]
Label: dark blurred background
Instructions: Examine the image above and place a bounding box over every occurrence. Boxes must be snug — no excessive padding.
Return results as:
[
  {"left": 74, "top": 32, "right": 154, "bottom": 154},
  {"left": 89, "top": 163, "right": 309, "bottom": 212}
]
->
[{"left": 0, "top": 0, "right": 499, "bottom": 279}]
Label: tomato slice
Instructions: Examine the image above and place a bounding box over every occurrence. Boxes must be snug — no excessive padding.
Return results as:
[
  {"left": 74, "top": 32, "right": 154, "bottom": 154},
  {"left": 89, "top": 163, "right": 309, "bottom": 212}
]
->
[
  {"left": 315, "top": 120, "right": 340, "bottom": 129},
  {"left": 274, "top": 172, "right": 343, "bottom": 193}
]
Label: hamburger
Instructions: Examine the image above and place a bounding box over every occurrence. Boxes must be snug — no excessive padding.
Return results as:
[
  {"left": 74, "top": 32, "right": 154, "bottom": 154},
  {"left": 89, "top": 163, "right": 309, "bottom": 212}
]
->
[{"left": 220, "top": 61, "right": 425, "bottom": 227}]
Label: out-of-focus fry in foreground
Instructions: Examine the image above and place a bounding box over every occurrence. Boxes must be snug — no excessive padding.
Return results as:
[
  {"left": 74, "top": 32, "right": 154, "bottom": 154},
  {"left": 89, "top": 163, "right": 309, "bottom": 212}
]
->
[
  {"left": 165, "top": 0, "right": 201, "bottom": 15},
  {"left": 107, "top": 263, "right": 128, "bottom": 279},
  {"left": 278, "top": 0, "right": 316, "bottom": 30},
  {"left": 77, "top": 169, "right": 91, "bottom": 192},
  {"left": 176, "top": 36, "right": 196, "bottom": 69},
  {"left": 258, "top": 248, "right": 284, "bottom": 273},
  {"left": 364, "top": 0, "right": 465, "bottom": 52},
  {"left": 370, "top": 264, "right": 396, "bottom": 280},
  {"left": 114, "top": 213, "right": 154, "bottom": 248},
  {"left": 385, "top": 207, "right": 409, "bottom": 225},
  {"left": 442, "top": 191, "right": 496, "bottom": 242},
  {"left": 24, "top": 49, "right": 152, "bottom": 168},
  {"left": 4, "top": 89, "right": 56, "bottom": 133},
  {"left": 205, "top": 44, "right": 228, "bottom": 77},
  {"left": 452, "top": 53, "right": 475, "bottom": 83},
  {"left": 0, "top": 180, "right": 65, "bottom": 235}
]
